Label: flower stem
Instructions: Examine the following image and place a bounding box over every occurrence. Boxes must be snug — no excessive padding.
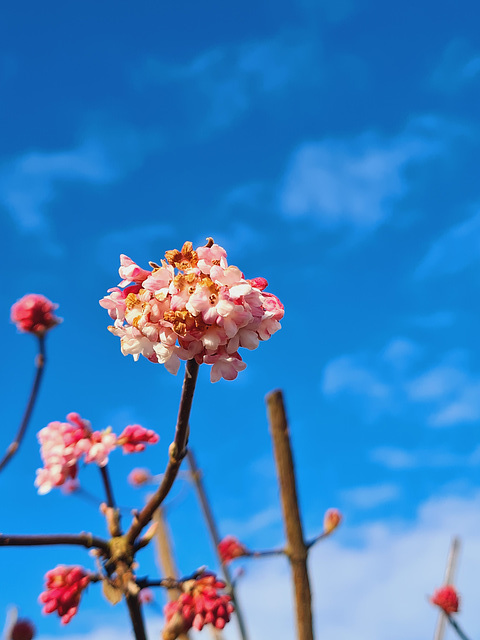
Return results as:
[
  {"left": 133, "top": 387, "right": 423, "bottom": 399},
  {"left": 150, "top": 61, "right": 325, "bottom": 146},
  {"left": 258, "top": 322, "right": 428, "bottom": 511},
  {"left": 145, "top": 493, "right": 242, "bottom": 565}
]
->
[
  {"left": 0, "top": 335, "right": 46, "bottom": 473},
  {"left": 266, "top": 390, "right": 314, "bottom": 640},
  {"left": 126, "top": 359, "right": 199, "bottom": 544},
  {"left": 447, "top": 615, "right": 472, "bottom": 640},
  {"left": 100, "top": 465, "right": 117, "bottom": 510},
  {"left": 187, "top": 448, "right": 249, "bottom": 640}
]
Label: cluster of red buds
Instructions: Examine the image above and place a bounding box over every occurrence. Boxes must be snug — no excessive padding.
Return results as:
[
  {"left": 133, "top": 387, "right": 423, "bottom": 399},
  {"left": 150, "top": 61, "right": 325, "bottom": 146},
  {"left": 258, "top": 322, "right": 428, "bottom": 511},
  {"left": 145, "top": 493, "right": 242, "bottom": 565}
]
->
[
  {"left": 9, "top": 619, "right": 35, "bottom": 640},
  {"left": 323, "top": 508, "right": 342, "bottom": 535},
  {"left": 430, "top": 585, "right": 460, "bottom": 614},
  {"left": 163, "top": 573, "right": 234, "bottom": 639},
  {"left": 117, "top": 424, "right": 159, "bottom": 453},
  {"left": 38, "top": 565, "right": 90, "bottom": 624},
  {"left": 218, "top": 536, "right": 249, "bottom": 564},
  {"left": 11, "top": 294, "right": 60, "bottom": 335}
]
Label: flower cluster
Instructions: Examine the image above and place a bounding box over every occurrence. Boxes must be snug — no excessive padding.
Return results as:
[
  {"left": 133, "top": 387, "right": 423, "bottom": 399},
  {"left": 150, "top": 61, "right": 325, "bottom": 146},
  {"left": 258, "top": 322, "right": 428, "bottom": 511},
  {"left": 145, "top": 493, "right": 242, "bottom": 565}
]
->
[
  {"left": 430, "top": 585, "right": 460, "bottom": 614},
  {"left": 117, "top": 425, "right": 159, "bottom": 453},
  {"left": 218, "top": 536, "right": 248, "bottom": 564},
  {"left": 163, "top": 573, "right": 234, "bottom": 639},
  {"left": 323, "top": 508, "right": 342, "bottom": 535},
  {"left": 10, "top": 619, "right": 35, "bottom": 640},
  {"left": 100, "top": 240, "right": 284, "bottom": 382},
  {"left": 11, "top": 294, "right": 60, "bottom": 335},
  {"left": 39, "top": 566, "right": 90, "bottom": 624},
  {"left": 35, "top": 413, "right": 159, "bottom": 494}
]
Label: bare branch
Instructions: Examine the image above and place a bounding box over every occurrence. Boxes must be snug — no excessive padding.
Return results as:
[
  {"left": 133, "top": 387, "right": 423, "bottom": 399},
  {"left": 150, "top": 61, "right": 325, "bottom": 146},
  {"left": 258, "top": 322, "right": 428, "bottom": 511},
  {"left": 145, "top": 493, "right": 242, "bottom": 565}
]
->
[
  {"left": 0, "top": 532, "right": 109, "bottom": 554},
  {"left": 0, "top": 335, "right": 46, "bottom": 474}
]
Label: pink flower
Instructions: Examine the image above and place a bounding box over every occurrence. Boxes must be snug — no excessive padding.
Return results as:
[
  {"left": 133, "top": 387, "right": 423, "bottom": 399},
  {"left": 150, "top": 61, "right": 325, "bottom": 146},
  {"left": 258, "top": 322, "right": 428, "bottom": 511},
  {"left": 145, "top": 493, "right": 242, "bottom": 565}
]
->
[
  {"left": 35, "top": 414, "right": 117, "bottom": 494},
  {"left": 10, "top": 619, "right": 35, "bottom": 640},
  {"left": 11, "top": 294, "right": 60, "bottom": 335},
  {"left": 323, "top": 508, "right": 342, "bottom": 535},
  {"left": 430, "top": 585, "right": 460, "bottom": 614},
  {"left": 138, "top": 588, "right": 154, "bottom": 604},
  {"left": 128, "top": 468, "right": 152, "bottom": 486},
  {"left": 101, "top": 239, "right": 284, "bottom": 382},
  {"left": 39, "top": 565, "right": 90, "bottom": 624},
  {"left": 117, "top": 425, "right": 159, "bottom": 453},
  {"left": 218, "top": 536, "right": 248, "bottom": 564},
  {"left": 163, "top": 573, "right": 234, "bottom": 639}
]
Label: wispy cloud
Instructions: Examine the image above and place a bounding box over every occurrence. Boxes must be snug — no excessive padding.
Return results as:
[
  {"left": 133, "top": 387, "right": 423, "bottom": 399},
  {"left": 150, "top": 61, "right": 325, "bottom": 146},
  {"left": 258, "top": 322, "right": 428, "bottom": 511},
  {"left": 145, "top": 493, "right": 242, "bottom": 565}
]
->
[
  {"left": 322, "top": 342, "right": 480, "bottom": 427},
  {"left": 341, "top": 483, "right": 401, "bottom": 509},
  {"left": 278, "top": 116, "right": 455, "bottom": 234},
  {"left": 1, "top": 125, "right": 162, "bottom": 255},
  {"left": 371, "top": 445, "right": 480, "bottom": 470},
  {"left": 321, "top": 336, "right": 420, "bottom": 421},
  {"left": 415, "top": 209, "right": 480, "bottom": 279},
  {"left": 134, "top": 32, "right": 318, "bottom": 133},
  {"left": 430, "top": 38, "right": 480, "bottom": 93}
]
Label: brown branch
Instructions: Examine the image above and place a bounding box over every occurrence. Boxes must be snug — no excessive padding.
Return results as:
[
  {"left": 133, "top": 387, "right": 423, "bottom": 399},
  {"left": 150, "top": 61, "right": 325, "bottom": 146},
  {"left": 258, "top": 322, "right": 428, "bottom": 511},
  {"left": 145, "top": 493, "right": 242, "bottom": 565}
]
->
[
  {"left": 126, "top": 593, "right": 147, "bottom": 640},
  {"left": 0, "top": 532, "right": 109, "bottom": 554},
  {"left": 266, "top": 390, "right": 314, "bottom": 640},
  {"left": 249, "top": 547, "right": 285, "bottom": 558},
  {"left": 0, "top": 335, "right": 46, "bottom": 473},
  {"left": 187, "top": 448, "right": 249, "bottom": 640},
  {"left": 126, "top": 359, "right": 199, "bottom": 545}
]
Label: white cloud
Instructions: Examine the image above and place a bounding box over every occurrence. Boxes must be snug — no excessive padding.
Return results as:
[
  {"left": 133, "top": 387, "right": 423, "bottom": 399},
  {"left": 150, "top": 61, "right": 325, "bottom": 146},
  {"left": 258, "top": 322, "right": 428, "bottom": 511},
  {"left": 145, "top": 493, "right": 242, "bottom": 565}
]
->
[
  {"left": 1, "top": 125, "right": 162, "bottom": 255},
  {"left": 220, "top": 506, "right": 282, "bottom": 540},
  {"left": 278, "top": 117, "right": 452, "bottom": 233},
  {"left": 135, "top": 32, "right": 317, "bottom": 132},
  {"left": 323, "top": 343, "right": 480, "bottom": 428},
  {"left": 371, "top": 445, "right": 480, "bottom": 470},
  {"left": 416, "top": 209, "right": 480, "bottom": 279},
  {"left": 341, "top": 483, "right": 401, "bottom": 509},
  {"left": 406, "top": 352, "right": 480, "bottom": 428}
]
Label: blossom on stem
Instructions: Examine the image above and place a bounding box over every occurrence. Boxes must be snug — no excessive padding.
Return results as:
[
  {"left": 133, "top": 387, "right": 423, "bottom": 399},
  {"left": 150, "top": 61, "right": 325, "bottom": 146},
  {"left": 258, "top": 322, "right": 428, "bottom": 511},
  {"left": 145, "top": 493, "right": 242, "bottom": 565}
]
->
[
  {"left": 10, "top": 619, "right": 35, "bottom": 640},
  {"left": 117, "top": 424, "right": 159, "bottom": 453},
  {"left": 163, "top": 573, "right": 234, "bottom": 639},
  {"left": 39, "top": 566, "right": 90, "bottom": 624},
  {"left": 218, "top": 536, "right": 248, "bottom": 564},
  {"left": 430, "top": 585, "right": 460, "bottom": 614},
  {"left": 11, "top": 294, "right": 60, "bottom": 335},
  {"left": 323, "top": 508, "right": 342, "bottom": 535},
  {"left": 128, "top": 468, "right": 152, "bottom": 486},
  {"left": 35, "top": 413, "right": 115, "bottom": 494},
  {"left": 100, "top": 239, "right": 284, "bottom": 382}
]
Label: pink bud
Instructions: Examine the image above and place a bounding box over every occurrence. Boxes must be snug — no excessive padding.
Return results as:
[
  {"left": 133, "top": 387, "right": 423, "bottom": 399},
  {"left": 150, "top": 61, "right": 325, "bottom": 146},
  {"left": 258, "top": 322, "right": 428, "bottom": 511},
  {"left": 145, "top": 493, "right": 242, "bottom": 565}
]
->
[
  {"left": 128, "top": 468, "right": 152, "bottom": 486},
  {"left": 323, "top": 508, "right": 342, "bottom": 535},
  {"left": 431, "top": 585, "right": 460, "bottom": 614},
  {"left": 11, "top": 294, "right": 60, "bottom": 335}
]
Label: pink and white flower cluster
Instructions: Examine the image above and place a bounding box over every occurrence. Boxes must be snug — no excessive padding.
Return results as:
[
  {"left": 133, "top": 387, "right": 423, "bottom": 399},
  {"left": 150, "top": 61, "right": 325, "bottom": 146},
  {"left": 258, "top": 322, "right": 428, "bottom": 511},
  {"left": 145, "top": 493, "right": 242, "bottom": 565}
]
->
[
  {"left": 35, "top": 413, "right": 159, "bottom": 494},
  {"left": 100, "top": 240, "right": 284, "bottom": 382},
  {"left": 163, "top": 573, "right": 234, "bottom": 639},
  {"left": 39, "top": 565, "right": 90, "bottom": 624}
]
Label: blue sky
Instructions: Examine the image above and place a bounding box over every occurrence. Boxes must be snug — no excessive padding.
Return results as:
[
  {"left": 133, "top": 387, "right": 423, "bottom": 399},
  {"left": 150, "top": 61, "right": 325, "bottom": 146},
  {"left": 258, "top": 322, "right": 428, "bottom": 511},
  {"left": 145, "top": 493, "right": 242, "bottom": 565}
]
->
[{"left": 1, "top": 0, "right": 480, "bottom": 638}]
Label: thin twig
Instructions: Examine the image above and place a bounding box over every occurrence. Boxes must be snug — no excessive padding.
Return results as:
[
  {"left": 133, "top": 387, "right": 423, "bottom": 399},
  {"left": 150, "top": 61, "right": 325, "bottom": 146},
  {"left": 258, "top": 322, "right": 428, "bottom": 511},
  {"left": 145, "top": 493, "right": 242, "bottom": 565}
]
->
[
  {"left": 0, "top": 335, "right": 46, "bottom": 473},
  {"left": 0, "top": 532, "right": 109, "bottom": 554},
  {"left": 447, "top": 615, "right": 472, "bottom": 640},
  {"left": 249, "top": 547, "right": 286, "bottom": 558},
  {"left": 306, "top": 532, "right": 328, "bottom": 549},
  {"left": 126, "top": 359, "right": 199, "bottom": 544},
  {"left": 266, "top": 390, "right": 314, "bottom": 640},
  {"left": 100, "top": 465, "right": 116, "bottom": 509},
  {"left": 187, "top": 448, "right": 249, "bottom": 640}
]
